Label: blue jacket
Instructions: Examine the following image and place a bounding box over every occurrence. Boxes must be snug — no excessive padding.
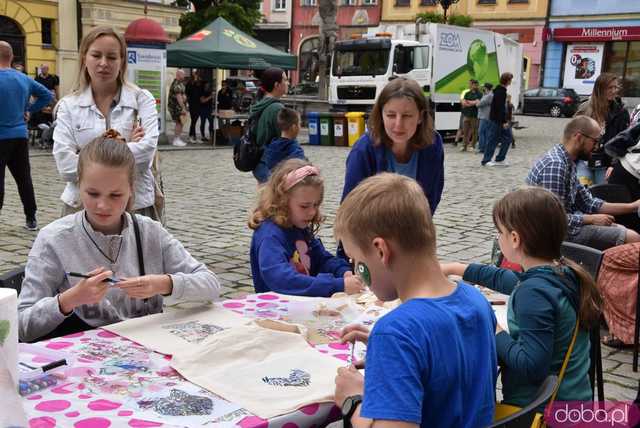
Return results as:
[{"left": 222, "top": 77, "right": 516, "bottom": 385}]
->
[
  {"left": 254, "top": 136, "right": 307, "bottom": 183},
  {"left": 464, "top": 264, "right": 592, "bottom": 408},
  {"left": 0, "top": 69, "right": 52, "bottom": 140},
  {"left": 250, "top": 220, "right": 351, "bottom": 297},
  {"left": 341, "top": 132, "right": 445, "bottom": 213}
]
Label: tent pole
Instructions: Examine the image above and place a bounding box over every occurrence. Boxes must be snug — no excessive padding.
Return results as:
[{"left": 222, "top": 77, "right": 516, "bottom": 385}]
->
[{"left": 212, "top": 68, "right": 218, "bottom": 150}]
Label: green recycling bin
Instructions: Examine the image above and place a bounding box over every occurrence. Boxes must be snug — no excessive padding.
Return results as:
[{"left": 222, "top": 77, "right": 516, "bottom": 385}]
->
[
  {"left": 319, "top": 112, "right": 334, "bottom": 146},
  {"left": 331, "top": 112, "right": 347, "bottom": 146}
]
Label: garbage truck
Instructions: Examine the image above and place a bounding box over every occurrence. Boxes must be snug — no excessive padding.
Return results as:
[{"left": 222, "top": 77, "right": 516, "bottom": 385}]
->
[{"left": 329, "top": 23, "right": 523, "bottom": 132}]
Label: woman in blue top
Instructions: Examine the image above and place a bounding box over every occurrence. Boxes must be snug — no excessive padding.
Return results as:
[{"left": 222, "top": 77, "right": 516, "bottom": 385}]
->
[
  {"left": 341, "top": 77, "right": 444, "bottom": 212},
  {"left": 441, "top": 187, "right": 601, "bottom": 408}
]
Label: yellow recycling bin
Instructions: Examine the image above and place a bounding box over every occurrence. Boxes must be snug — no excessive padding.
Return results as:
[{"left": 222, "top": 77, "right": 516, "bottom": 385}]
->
[{"left": 345, "top": 112, "right": 366, "bottom": 147}]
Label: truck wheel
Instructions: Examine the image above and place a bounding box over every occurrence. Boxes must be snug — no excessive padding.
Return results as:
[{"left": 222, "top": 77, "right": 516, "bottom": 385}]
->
[{"left": 549, "top": 105, "right": 562, "bottom": 118}]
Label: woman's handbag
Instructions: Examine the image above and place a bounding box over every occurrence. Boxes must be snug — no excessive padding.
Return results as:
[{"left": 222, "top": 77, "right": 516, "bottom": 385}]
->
[{"left": 493, "top": 319, "right": 580, "bottom": 428}]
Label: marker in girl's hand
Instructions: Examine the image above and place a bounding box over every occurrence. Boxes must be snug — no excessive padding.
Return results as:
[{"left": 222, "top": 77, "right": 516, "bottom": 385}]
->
[
  {"left": 65, "top": 272, "right": 121, "bottom": 284},
  {"left": 347, "top": 341, "right": 356, "bottom": 367}
]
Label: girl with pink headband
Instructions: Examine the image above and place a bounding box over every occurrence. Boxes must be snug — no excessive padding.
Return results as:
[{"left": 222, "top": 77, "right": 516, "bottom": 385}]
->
[{"left": 248, "top": 158, "right": 365, "bottom": 297}]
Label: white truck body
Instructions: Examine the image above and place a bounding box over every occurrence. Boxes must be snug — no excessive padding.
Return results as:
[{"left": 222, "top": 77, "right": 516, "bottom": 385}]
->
[{"left": 329, "top": 23, "right": 523, "bottom": 132}]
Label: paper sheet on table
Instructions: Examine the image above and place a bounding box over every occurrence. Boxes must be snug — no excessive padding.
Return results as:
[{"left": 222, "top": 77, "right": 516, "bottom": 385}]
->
[
  {"left": 283, "top": 297, "right": 364, "bottom": 345},
  {"left": 171, "top": 323, "right": 344, "bottom": 419},
  {"left": 104, "top": 305, "right": 248, "bottom": 355}
]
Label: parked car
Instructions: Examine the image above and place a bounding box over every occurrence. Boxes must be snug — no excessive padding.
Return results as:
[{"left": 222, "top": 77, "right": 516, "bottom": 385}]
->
[
  {"left": 521, "top": 87, "right": 580, "bottom": 118},
  {"left": 288, "top": 82, "right": 319, "bottom": 96}
]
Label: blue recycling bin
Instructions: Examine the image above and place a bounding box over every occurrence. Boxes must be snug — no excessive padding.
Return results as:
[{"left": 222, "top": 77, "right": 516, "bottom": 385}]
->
[{"left": 307, "top": 112, "right": 321, "bottom": 145}]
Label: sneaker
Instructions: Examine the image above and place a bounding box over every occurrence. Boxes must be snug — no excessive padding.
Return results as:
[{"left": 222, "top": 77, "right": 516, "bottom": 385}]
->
[
  {"left": 172, "top": 138, "right": 187, "bottom": 147},
  {"left": 493, "top": 160, "right": 510, "bottom": 167},
  {"left": 459, "top": 146, "right": 467, "bottom": 152},
  {"left": 201, "top": 136, "right": 209, "bottom": 143},
  {"left": 25, "top": 219, "right": 38, "bottom": 231},
  {"left": 484, "top": 161, "right": 496, "bottom": 167},
  {"left": 188, "top": 136, "right": 197, "bottom": 144}
]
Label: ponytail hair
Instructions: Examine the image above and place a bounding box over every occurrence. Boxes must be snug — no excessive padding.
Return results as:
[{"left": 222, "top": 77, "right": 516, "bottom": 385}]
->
[
  {"left": 493, "top": 187, "right": 602, "bottom": 329},
  {"left": 555, "top": 257, "right": 602, "bottom": 329}
]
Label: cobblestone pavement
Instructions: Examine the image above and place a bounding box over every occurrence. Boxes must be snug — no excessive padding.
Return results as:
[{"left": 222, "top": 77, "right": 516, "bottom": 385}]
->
[{"left": 1, "top": 115, "right": 638, "bottom": 401}]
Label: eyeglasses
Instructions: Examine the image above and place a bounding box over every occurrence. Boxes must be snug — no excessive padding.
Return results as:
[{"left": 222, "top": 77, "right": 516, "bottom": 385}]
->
[{"left": 579, "top": 132, "right": 601, "bottom": 145}]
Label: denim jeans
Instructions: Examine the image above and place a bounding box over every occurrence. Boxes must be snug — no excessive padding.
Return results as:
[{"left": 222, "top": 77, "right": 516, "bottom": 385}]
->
[
  {"left": 576, "top": 160, "right": 607, "bottom": 186},
  {"left": 478, "top": 119, "right": 488, "bottom": 153},
  {"left": 481, "top": 121, "right": 510, "bottom": 164}
]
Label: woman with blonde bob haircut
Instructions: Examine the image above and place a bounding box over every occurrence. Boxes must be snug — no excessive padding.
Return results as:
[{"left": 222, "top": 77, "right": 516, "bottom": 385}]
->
[
  {"left": 53, "top": 26, "right": 159, "bottom": 219},
  {"left": 341, "top": 77, "right": 444, "bottom": 214}
]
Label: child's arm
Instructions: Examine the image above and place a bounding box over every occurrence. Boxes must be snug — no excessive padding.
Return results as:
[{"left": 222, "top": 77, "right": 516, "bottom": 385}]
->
[
  {"left": 447, "top": 262, "right": 519, "bottom": 295},
  {"left": 495, "top": 285, "right": 556, "bottom": 383},
  {"left": 307, "top": 236, "right": 352, "bottom": 277},
  {"left": 18, "top": 240, "right": 75, "bottom": 342},
  {"left": 257, "top": 236, "right": 345, "bottom": 297}
]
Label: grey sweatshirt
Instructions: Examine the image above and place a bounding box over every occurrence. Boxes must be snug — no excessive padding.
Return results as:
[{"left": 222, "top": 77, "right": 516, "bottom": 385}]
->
[
  {"left": 18, "top": 211, "right": 221, "bottom": 342},
  {"left": 477, "top": 93, "right": 493, "bottom": 121}
]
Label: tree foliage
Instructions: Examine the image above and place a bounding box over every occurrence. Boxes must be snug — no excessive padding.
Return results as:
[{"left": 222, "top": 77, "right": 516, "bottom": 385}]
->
[
  {"left": 174, "top": 0, "right": 263, "bottom": 39},
  {"left": 415, "top": 11, "right": 473, "bottom": 27}
]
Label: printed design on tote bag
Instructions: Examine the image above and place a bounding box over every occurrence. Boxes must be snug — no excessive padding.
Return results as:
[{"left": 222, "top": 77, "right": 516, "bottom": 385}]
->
[
  {"left": 161, "top": 321, "right": 226, "bottom": 344},
  {"left": 138, "top": 388, "right": 214, "bottom": 416},
  {"left": 262, "top": 369, "right": 311, "bottom": 387}
]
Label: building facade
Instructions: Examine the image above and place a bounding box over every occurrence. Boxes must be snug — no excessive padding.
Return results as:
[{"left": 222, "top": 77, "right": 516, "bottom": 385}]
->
[
  {"left": 543, "top": 1, "right": 640, "bottom": 99},
  {"left": 0, "top": 0, "right": 183, "bottom": 96},
  {"left": 469, "top": 0, "right": 548, "bottom": 89},
  {"left": 255, "top": 0, "right": 292, "bottom": 53},
  {"left": 291, "top": 0, "right": 381, "bottom": 85}
]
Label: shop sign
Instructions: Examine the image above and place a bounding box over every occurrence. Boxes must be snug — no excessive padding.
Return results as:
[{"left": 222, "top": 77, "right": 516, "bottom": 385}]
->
[
  {"left": 562, "top": 43, "right": 604, "bottom": 95},
  {"left": 554, "top": 26, "right": 640, "bottom": 42}
]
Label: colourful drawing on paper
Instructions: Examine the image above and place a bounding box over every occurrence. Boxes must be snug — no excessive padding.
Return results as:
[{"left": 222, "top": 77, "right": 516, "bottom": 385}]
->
[
  {"left": 209, "top": 408, "right": 251, "bottom": 423},
  {"left": 161, "top": 321, "right": 225, "bottom": 344},
  {"left": 262, "top": 369, "right": 311, "bottom": 387},
  {"left": 100, "top": 360, "right": 150, "bottom": 376},
  {"left": 137, "top": 389, "right": 213, "bottom": 416},
  {"left": 76, "top": 340, "right": 145, "bottom": 362}
]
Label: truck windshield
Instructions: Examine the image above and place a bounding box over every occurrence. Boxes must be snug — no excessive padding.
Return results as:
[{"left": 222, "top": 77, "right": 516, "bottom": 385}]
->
[{"left": 332, "top": 49, "right": 390, "bottom": 77}]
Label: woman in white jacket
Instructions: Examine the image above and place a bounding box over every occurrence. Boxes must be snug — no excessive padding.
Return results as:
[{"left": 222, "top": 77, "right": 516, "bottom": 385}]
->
[{"left": 53, "top": 26, "right": 159, "bottom": 218}]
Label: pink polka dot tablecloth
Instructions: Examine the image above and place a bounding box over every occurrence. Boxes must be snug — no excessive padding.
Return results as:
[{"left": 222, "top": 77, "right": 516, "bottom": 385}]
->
[{"left": 20, "top": 294, "right": 353, "bottom": 428}]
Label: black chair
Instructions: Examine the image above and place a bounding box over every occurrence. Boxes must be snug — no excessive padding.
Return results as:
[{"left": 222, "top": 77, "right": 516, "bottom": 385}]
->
[
  {"left": 0, "top": 266, "right": 25, "bottom": 295},
  {"left": 488, "top": 375, "right": 558, "bottom": 428},
  {"left": 589, "top": 183, "right": 632, "bottom": 203},
  {"left": 560, "top": 241, "right": 605, "bottom": 401}
]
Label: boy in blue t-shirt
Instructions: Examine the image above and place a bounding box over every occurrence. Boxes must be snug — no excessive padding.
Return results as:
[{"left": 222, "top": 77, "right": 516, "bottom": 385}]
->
[{"left": 333, "top": 173, "right": 497, "bottom": 428}]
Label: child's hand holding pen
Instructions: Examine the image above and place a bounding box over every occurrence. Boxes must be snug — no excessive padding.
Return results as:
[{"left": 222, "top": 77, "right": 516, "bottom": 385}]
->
[
  {"left": 58, "top": 267, "right": 113, "bottom": 314},
  {"left": 341, "top": 324, "right": 369, "bottom": 369}
]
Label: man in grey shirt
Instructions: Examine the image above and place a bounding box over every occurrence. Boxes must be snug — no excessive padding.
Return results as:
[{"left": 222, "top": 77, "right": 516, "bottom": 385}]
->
[{"left": 476, "top": 83, "right": 493, "bottom": 154}]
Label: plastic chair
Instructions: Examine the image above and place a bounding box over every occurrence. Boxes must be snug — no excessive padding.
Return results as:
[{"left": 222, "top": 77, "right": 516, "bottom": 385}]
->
[
  {"left": 488, "top": 375, "right": 558, "bottom": 428},
  {"left": 560, "top": 241, "right": 605, "bottom": 401},
  {"left": 589, "top": 183, "right": 632, "bottom": 203},
  {"left": 0, "top": 266, "right": 25, "bottom": 295}
]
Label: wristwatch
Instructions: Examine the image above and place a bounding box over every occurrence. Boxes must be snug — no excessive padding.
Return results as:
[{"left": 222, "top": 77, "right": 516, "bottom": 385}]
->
[{"left": 341, "top": 394, "right": 363, "bottom": 428}]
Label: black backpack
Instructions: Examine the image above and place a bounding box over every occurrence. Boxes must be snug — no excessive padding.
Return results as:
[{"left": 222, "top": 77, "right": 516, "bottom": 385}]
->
[{"left": 233, "top": 112, "right": 262, "bottom": 172}]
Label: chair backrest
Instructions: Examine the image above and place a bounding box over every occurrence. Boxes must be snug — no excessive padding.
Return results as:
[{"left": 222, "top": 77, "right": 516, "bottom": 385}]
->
[
  {"left": 489, "top": 375, "right": 558, "bottom": 428},
  {"left": 560, "top": 241, "right": 604, "bottom": 281},
  {"left": 589, "top": 183, "right": 632, "bottom": 204},
  {"left": 0, "top": 266, "right": 25, "bottom": 295}
]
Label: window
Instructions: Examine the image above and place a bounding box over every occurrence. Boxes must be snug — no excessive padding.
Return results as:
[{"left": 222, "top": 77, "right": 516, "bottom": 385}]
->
[
  {"left": 539, "top": 88, "right": 555, "bottom": 97},
  {"left": 395, "top": 0, "right": 410, "bottom": 6},
  {"left": 524, "top": 89, "right": 539, "bottom": 97},
  {"left": 394, "top": 45, "right": 430, "bottom": 74},
  {"left": 508, "top": 0, "right": 528, "bottom": 3},
  {"left": 274, "top": 0, "right": 286, "bottom": 9},
  {"left": 41, "top": 18, "right": 53, "bottom": 47},
  {"left": 299, "top": 37, "right": 320, "bottom": 82},
  {"left": 362, "top": 0, "right": 377, "bottom": 4},
  {"left": 420, "top": 0, "right": 436, "bottom": 5},
  {"left": 300, "top": 0, "right": 317, "bottom": 5},
  {"left": 341, "top": 0, "right": 356, "bottom": 4},
  {"left": 478, "top": 0, "right": 496, "bottom": 4}
]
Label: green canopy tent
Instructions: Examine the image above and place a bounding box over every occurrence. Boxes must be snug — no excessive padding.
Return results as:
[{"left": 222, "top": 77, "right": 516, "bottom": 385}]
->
[
  {"left": 167, "top": 17, "right": 296, "bottom": 70},
  {"left": 167, "top": 17, "right": 296, "bottom": 148}
]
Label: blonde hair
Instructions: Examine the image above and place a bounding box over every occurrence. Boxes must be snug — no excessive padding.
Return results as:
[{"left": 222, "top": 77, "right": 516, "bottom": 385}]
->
[
  {"left": 492, "top": 187, "right": 602, "bottom": 328},
  {"left": 78, "top": 132, "right": 136, "bottom": 209},
  {"left": 334, "top": 173, "right": 436, "bottom": 256},
  {"left": 248, "top": 158, "right": 324, "bottom": 233},
  {"left": 73, "top": 26, "right": 130, "bottom": 93}
]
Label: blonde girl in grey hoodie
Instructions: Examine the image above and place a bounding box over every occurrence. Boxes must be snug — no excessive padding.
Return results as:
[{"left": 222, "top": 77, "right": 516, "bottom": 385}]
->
[{"left": 18, "top": 133, "right": 220, "bottom": 342}]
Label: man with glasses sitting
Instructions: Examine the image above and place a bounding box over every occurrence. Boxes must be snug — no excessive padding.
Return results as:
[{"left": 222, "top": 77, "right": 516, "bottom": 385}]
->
[{"left": 526, "top": 115, "right": 640, "bottom": 250}]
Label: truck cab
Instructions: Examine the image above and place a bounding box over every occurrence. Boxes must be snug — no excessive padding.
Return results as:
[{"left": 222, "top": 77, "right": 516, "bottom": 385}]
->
[{"left": 329, "top": 35, "right": 432, "bottom": 112}]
